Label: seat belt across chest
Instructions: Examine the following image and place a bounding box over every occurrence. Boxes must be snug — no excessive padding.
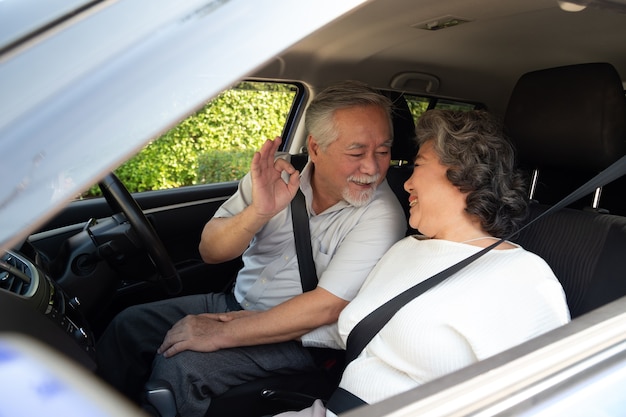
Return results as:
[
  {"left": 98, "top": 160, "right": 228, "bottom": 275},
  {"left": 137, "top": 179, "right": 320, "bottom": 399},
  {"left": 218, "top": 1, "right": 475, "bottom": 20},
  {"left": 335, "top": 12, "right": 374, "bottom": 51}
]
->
[{"left": 289, "top": 153, "right": 318, "bottom": 292}]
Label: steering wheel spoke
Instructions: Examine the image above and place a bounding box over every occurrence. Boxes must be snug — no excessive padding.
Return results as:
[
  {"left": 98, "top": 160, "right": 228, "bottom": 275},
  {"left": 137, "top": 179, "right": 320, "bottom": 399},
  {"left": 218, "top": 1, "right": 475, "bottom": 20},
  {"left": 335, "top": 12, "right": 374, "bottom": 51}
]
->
[{"left": 98, "top": 173, "right": 182, "bottom": 295}]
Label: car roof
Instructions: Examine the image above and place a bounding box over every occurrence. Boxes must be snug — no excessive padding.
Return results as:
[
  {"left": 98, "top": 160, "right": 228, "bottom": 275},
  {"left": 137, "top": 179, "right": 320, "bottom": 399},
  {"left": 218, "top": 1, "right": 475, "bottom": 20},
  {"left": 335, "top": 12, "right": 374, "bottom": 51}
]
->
[{"left": 0, "top": 0, "right": 94, "bottom": 49}]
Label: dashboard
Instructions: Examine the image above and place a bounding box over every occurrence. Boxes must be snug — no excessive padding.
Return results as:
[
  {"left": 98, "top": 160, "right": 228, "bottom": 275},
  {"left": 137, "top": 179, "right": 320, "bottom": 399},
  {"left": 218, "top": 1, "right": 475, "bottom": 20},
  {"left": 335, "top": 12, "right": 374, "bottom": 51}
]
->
[{"left": 0, "top": 249, "right": 95, "bottom": 365}]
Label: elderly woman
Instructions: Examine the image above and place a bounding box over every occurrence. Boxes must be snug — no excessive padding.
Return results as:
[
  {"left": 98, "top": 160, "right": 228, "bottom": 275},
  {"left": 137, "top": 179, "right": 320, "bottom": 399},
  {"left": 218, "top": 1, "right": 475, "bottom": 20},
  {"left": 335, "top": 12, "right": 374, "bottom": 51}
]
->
[{"left": 277, "top": 109, "right": 570, "bottom": 417}]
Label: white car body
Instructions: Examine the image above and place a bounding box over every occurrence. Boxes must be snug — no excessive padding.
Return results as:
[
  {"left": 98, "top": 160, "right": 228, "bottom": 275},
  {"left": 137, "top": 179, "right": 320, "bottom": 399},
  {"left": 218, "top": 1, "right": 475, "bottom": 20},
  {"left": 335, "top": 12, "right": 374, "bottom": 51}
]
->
[{"left": 1, "top": 0, "right": 626, "bottom": 416}]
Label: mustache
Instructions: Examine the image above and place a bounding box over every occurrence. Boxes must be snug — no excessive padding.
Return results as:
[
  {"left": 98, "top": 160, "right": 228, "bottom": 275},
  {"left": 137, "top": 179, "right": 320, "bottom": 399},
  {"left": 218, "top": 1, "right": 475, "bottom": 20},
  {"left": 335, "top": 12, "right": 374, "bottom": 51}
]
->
[{"left": 347, "top": 174, "right": 380, "bottom": 185}]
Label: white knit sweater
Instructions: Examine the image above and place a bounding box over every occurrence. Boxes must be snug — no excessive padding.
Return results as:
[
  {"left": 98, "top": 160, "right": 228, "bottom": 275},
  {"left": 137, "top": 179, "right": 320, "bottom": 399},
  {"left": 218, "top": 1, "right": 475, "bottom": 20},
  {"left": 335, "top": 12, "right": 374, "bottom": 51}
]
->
[{"left": 334, "top": 236, "right": 571, "bottom": 410}]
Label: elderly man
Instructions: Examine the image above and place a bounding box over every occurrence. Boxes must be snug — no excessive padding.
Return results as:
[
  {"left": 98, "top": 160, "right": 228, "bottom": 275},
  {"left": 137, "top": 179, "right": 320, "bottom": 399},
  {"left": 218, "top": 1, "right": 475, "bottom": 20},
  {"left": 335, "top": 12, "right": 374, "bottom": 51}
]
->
[{"left": 96, "top": 81, "right": 406, "bottom": 416}]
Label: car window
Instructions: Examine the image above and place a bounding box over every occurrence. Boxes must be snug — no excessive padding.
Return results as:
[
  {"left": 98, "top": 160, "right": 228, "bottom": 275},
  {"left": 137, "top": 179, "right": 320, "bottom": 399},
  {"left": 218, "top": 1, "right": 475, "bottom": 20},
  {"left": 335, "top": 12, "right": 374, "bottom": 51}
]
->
[
  {"left": 404, "top": 94, "right": 479, "bottom": 121},
  {"left": 433, "top": 99, "right": 478, "bottom": 112},
  {"left": 81, "top": 81, "right": 303, "bottom": 198},
  {"left": 79, "top": 86, "right": 475, "bottom": 198},
  {"left": 405, "top": 95, "right": 431, "bottom": 119}
]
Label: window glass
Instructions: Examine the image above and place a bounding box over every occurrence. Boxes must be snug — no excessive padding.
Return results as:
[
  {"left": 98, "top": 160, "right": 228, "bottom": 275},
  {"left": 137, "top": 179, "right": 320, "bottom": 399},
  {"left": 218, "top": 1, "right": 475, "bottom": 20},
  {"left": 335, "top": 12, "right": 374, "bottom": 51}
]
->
[
  {"left": 404, "top": 95, "right": 430, "bottom": 120},
  {"left": 81, "top": 81, "right": 300, "bottom": 198},
  {"left": 434, "top": 99, "right": 477, "bottom": 111},
  {"left": 404, "top": 94, "right": 479, "bottom": 122}
]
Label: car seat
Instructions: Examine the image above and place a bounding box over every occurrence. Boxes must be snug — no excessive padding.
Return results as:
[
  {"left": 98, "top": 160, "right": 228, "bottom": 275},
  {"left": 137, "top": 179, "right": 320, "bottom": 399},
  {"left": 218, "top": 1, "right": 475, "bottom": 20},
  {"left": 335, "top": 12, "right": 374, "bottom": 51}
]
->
[
  {"left": 504, "top": 62, "right": 626, "bottom": 318},
  {"left": 382, "top": 89, "right": 419, "bottom": 235}
]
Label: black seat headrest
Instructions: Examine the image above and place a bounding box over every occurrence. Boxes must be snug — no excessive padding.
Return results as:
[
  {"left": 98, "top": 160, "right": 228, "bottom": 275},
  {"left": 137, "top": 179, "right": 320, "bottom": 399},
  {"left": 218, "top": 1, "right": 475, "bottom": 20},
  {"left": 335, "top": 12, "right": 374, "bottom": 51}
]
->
[
  {"left": 379, "top": 90, "right": 418, "bottom": 235},
  {"left": 380, "top": 90, "right": 418, "bottom": 163},
  {"left": 504, "top": 63, "right": 626, "bottom": 172}
]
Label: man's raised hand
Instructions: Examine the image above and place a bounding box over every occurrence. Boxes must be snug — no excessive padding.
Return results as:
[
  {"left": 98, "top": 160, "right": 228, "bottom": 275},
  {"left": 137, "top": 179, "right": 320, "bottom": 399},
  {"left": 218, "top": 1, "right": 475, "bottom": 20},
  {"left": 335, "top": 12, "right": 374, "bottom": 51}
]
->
[{"left": 250, "top": 137, "right": 301, "bottom": 219}]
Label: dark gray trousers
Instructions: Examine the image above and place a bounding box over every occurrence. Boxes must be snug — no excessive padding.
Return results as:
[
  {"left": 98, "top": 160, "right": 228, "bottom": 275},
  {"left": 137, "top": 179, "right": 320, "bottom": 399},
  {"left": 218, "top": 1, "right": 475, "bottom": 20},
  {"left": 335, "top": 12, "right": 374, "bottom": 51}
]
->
[{"left": 96, "top": 293, "right": 316, "bottom": 417}]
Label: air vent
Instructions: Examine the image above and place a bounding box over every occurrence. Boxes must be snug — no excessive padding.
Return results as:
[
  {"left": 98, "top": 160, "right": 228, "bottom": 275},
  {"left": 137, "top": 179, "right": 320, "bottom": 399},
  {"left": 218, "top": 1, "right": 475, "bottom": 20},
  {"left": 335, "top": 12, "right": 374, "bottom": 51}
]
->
[
  {"left": 412, "top": 16, "right": 470, "bottom": 31},
  {"left": 0, "top": 251, "right": 34, "bottom": 296}
]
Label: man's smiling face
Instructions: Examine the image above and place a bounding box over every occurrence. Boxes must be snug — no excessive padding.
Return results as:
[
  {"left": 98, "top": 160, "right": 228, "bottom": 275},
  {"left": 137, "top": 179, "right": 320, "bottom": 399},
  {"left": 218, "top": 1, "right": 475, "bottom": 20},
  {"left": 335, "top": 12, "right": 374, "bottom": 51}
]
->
[{"left": 309, "top": 105, "right": 392, "bottom": 211}]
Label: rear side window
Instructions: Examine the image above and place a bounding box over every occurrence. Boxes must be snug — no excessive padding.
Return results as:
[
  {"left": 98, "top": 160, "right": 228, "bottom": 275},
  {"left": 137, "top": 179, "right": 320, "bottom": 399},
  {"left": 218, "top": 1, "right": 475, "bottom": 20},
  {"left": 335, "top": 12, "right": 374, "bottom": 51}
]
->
[
  {"left": 404, "top": 94, "right": 480, "bottom": 121},
  {"left": 82, "top": 81, "right": 303, "bottom": 198}
]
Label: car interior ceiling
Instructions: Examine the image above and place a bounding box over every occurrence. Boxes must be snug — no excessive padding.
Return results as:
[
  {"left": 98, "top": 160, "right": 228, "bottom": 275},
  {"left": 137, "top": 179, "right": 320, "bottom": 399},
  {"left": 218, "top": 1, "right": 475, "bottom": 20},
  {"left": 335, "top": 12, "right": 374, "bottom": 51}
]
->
[{"left": 254, "top": 0, "right": 626, "bottom": 118}]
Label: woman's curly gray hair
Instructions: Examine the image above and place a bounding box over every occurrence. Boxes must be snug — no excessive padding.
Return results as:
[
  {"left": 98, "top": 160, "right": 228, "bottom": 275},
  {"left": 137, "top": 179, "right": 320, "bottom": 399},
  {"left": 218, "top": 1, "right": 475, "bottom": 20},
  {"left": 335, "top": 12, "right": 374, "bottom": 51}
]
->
[{"left": 416, "top": 109, "right": 528, "bottom": 237}]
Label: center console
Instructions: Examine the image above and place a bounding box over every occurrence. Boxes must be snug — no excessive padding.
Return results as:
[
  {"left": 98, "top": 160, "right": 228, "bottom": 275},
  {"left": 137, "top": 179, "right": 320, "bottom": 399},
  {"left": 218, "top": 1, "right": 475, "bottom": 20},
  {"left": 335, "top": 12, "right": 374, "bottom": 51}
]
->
[{"left": 0, "top": 250, "right": 95, "bottom": 366}]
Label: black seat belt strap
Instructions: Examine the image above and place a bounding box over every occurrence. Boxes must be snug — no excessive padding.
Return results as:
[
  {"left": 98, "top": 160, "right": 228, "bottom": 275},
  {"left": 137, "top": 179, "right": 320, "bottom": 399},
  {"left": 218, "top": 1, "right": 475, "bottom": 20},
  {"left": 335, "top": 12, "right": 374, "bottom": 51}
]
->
[
  {"left": 289, "top": 153, "right": 318, "bottom": 292},
  {"left": 330, "top": 155, "right": 626, "bottom": 414},
  {"left": 326, "top": 387, "right": 367, "bottom": 414}
]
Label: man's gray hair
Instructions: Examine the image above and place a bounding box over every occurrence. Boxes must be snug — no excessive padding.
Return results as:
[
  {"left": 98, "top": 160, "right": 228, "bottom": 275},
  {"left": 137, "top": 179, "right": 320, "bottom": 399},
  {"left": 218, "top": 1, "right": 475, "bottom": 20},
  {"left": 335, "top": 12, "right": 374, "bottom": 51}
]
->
[{"left": 305, "top": 80, "right": 394, "bottom": 150}]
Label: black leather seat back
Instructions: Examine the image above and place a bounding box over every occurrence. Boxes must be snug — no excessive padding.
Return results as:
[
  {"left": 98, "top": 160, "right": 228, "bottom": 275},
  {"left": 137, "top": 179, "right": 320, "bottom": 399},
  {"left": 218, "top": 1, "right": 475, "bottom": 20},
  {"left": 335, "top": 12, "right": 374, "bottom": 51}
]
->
[
  {"left": 505, "top": 63, "right": 626, "bottom": 318},
  {"left": 504, "top": 62, "right": 626, "bottom": 214},
  {"left": 381, "top": 90, "right": 418, "bottom": 235},
  {"left": 515, "top": 205, "right": 626, "bottom": 318}
]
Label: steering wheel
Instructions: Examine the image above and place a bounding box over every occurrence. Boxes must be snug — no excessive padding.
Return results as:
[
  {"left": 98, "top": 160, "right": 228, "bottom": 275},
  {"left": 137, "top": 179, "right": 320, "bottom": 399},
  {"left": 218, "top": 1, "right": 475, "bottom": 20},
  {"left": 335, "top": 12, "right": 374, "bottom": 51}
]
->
[{"left": 99, "top": 173, "right": 182, "bottom": 295}]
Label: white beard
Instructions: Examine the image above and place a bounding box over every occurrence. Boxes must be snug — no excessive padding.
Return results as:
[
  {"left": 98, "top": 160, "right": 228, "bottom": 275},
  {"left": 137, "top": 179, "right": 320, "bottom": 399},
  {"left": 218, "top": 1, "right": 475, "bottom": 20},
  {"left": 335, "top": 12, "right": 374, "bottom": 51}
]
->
[
  {"left": 342, "top": 174, "right": 380, "bottom": 207},
  {"left": 343, "top": 187, "right": 376, "bottom": 207}
]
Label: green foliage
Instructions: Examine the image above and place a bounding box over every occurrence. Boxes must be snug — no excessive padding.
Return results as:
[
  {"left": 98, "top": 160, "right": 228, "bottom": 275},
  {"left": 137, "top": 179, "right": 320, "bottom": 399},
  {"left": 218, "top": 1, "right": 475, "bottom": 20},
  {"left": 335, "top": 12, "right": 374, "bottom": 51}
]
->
[
  {"left": 197, "top": 149, "right": 256, "bottom": 183},
  {"left": 434, "top": 100, "right": 476, "bottom": 112},
  {"left": 198, "top": 149, "right": 254, "bottom": 184},
  {"left": 83, "top": 82, "right": 295, "bottom": 197},
  {"left": 405, "top": 95, "right": 477, "bottom": 121},
  {"left": 405, "top": 96, "right": 430, "bottom": 119}
]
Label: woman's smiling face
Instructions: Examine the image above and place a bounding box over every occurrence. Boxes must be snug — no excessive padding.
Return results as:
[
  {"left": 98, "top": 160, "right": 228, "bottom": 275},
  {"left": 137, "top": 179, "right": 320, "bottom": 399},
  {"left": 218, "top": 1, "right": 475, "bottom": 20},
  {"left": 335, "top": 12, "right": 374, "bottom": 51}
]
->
[{"left": 403, "top": 140, "right": 469, "bottom": 239}]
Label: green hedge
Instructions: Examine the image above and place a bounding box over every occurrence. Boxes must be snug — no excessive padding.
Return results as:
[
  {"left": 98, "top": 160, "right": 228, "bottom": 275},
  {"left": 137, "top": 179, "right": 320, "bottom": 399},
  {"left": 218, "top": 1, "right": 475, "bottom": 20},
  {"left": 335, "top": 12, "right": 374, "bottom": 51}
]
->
[
  {"left": 83, "top": 82, "right": 295, "bottom": 197},
  {"left": 197, "top": 149, "right": 256, "bottom": 184}
]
